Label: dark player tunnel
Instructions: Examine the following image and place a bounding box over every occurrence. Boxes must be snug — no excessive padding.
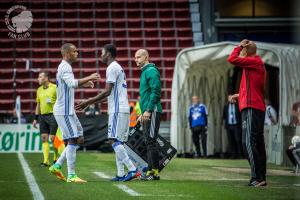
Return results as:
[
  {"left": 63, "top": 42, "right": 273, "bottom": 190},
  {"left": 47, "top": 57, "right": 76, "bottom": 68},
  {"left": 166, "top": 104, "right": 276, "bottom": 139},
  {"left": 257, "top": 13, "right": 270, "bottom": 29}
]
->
[{"left": 229, "top": 65, "right": 279, "bottom": 114}]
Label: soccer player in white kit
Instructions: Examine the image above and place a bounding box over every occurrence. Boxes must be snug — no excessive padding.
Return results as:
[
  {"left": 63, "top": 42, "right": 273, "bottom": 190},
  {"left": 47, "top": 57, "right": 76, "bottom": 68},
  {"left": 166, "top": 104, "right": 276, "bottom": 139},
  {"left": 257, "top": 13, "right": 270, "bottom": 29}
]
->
[
  {"left": 49, "top": 43, "right": 100, "bottom": 183},
  {"left": 76, "top": 44, "right": 139, "bottom": 182}
]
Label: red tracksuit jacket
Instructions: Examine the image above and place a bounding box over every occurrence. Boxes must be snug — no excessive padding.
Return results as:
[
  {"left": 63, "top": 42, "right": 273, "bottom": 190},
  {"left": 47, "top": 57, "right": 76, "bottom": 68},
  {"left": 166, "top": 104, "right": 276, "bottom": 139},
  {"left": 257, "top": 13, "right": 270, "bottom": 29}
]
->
[{"left": 227, "top": 46, "right": 266, "bottom": 112}]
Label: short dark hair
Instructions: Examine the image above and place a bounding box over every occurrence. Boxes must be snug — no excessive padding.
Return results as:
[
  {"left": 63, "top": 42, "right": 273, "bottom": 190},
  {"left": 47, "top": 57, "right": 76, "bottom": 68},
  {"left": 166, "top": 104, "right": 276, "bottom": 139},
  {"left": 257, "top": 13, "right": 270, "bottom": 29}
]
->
[
  {"left": 104, "top": 44, "right": 117, "bottom": 58},
  {"left": 39, "top": 71, "right": 49, "bottom": 79},
  {"left": 61, "top": 43, "right": 75, "bottom": 56}
]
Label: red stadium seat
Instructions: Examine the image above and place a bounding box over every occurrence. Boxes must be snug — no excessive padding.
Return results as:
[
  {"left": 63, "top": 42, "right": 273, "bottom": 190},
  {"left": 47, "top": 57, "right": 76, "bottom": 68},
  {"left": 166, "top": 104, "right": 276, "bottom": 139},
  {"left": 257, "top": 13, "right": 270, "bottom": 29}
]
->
[
  {"left": 145, "top": 29, "right": 159, "bottom": 38},
  {"left": 161, "top": 29, "right": 175, "bottom": 37},
  {"left": 113, "top": 29, "right": 127, "bottom": 38},
  {"left": 95, "top": 20, "right": 111, "bottom": 29},
  {"left": 111, "top": 1, "right": 126, "bottom": 9},
  {"left": 0, "top": 0, "right": 193, "bottom": 118},
  {"left": 30, "top": 2, "right": 46, "bottom": 10},
  {"left": 126, "top": 1, "right": 141, "bottom": 9},
  {"left": 175, "top": 8, "right": 190, "bottom": 18},
  {"left": 178, "top": 28, "right": 193, "bottom": 37},
  {"left": 15, "top": 40, "right": 31, "bottom": 49},
  {"left": 80, "top": 38, "right": 96, "bottom": 48},
  {"left": 95, "top": 10, "right": 110, "bottom": 19},
  {"left": 145, "top": 38, "right": 160, "bottom": 47},
  {"left": 163, "top": 48, "right": 178, "bottom": 57},
  {"left": 128, "top": 19, "right": 142, "bottom": 29},
  {"left": 159, "top": 10, "right": 173, "bottom": 19},
  {"left": 63, "top": 2, "right": 77, "bottom": 10},
  {"left": 127, "top": 10, "right": 141, "bottom": 19},
  {"left": 179, "top": 37, "right": 193, "bottom": 47},
  {"left": 96, "top": 30, "right": 111, "bottom": 42},
  {"left": 144, "top": 19, "right": 157, "bottom": 28}
]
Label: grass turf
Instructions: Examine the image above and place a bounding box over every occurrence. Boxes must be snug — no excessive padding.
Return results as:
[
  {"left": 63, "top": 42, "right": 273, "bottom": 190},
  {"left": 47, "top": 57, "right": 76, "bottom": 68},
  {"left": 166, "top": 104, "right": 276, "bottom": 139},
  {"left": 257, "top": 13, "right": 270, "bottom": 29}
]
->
[
  {"left": 0, "top": 154, "right": 33, "bottom": 200},
  {"left": 1, "top": 152, "right": 299, "bottom": 200}
]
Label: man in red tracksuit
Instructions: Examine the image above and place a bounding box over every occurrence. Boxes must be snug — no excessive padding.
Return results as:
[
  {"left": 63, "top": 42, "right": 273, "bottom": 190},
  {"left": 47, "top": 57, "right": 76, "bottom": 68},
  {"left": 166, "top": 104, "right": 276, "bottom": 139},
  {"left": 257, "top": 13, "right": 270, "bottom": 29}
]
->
[{"left": 227, "top": 39, "right": 267, "bottom": 187}]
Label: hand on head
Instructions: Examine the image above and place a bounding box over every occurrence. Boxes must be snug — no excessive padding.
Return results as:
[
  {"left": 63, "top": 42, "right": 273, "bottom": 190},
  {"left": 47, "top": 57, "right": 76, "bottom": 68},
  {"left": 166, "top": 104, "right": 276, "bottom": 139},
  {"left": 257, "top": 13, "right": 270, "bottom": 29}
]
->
[
  {"left": 239, "top": 39, "right": 257, "bottom": 56},
  {"left": 239, "top": 39, "right": 250, "bottom": 48}
]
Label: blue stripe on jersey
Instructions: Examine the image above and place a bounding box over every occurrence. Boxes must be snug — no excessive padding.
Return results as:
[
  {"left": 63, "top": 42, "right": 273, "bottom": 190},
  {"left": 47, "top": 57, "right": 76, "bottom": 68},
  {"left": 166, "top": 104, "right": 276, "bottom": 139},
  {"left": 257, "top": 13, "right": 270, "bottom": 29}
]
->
[
  {"left": 111, "top": 112, "right": 118, "bottom": 137},
  {"left": 113, "top": 79, "right": 119, "bottom": 113},
  {"left": 67, "top": 86, "right": 69, "bottom": 115},
  {"left": 64, "top": 83, "right": 67, "bottom": 115},
  {"left": 111, "top": 81, "right": 119, "bottom": 137},
  {"left": 64, "top": 82, "right": 70, "bottom": 115},
  {"left": 64, "top": 115, "right": 74, "bottom": 137}
]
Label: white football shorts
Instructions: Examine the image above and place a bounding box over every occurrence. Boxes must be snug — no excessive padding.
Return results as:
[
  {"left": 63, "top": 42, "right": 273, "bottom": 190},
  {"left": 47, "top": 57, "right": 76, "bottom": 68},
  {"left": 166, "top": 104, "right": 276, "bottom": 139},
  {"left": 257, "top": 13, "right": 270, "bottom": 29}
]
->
[
  {"left": 108, "top": 112, "right": 130, "bottom": 142},
  {"left": 54, "top": 114, "right": 83, "bottom": 140}
]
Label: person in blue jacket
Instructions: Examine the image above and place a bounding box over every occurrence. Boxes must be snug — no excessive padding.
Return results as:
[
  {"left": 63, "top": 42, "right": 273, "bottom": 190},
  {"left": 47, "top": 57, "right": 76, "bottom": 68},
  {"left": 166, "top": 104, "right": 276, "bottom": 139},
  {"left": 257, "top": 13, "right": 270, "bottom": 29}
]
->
[{"left": 188, "top": 96, "right": 208, "bottom": 158}]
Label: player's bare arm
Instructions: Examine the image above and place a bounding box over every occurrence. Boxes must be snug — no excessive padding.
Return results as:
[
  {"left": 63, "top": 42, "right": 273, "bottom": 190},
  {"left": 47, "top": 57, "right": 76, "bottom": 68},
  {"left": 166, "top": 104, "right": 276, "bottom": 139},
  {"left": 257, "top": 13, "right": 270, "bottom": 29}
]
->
[
  {"left": 75, "top": 83, "right": 113, "bottom": 111},
  {"left": 81, "top": 81, "right": 94, "bottom": 88},
  {"left": 77, "top": 73, "right": 100, "bottom": 87}
]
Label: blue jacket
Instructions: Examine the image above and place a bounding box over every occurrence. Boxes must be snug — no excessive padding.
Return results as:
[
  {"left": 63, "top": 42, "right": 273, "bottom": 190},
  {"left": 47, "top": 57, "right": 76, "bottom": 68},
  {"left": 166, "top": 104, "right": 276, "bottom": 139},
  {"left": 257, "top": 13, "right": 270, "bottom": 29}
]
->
[{"left": 189, "top": 104, "right": 208, "bottom": 128}]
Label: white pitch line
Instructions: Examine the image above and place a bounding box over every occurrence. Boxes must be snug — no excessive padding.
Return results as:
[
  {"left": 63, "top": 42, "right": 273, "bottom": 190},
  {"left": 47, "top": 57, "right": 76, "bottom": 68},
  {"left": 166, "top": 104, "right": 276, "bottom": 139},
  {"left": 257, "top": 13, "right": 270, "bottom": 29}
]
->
[
  {"left": 17, "top": 153, "right": 44, "bottom": 200},
  {"left": 94, "top": 171, "right": 141, "bottom": 196},
  {"left": 94, "top": 171, "right": 190, "bottom": 197},
  {"left": 115, "top": 184, "right": 141, "bottom": 196},
  {"left": 93, "top": 172, "right": 111, "bottom": 179}
]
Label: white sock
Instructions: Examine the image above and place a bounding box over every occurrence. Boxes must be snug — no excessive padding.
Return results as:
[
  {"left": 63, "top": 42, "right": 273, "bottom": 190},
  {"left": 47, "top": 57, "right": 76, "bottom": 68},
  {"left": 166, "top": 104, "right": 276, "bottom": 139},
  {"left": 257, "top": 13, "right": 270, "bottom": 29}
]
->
[
  {"left": 66, "top": 144, "right": 77, "bottom": 176},
  {"left": 116, "top": 155, "right": 125, "bottom": 177},
  {"left": 114, "top": 143, "right": 136, "bottom": 172},
  {"left": 56, "top": 147, "right": 67, "bottom": 167}
]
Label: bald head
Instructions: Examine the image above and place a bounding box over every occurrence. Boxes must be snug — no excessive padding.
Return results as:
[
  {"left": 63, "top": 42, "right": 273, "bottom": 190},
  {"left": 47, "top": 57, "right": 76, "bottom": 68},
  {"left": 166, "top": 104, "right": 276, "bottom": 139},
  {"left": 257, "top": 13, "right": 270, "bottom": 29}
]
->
[
  {"left": 135, "top": 49, "right": 149, "bottom": 68},
  {"left": 61, "top": 43, "right": 78, "bottom": 63},
  {"left": 245, "top": 41, "right": 257, "bottom": 56},
  {"left": 136, "top": 49, "right": 149, "bottom": 57}
]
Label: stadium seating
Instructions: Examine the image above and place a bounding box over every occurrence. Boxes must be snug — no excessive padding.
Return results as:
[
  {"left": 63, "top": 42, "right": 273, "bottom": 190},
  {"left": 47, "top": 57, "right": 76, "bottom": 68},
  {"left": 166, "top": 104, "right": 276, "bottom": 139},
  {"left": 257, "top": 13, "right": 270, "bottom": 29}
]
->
[{"left": 0, "top": 0, "right": 193, "bottom": 120}]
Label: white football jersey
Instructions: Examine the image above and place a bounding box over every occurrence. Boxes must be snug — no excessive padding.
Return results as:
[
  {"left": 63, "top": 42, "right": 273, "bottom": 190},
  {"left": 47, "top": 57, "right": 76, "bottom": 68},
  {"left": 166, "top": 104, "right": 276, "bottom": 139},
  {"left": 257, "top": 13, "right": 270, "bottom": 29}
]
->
[
  {"left": 53, "top": 60, "right": 78, "bottom": 115},
  {"left": 106, "top": 61, "right": 130, "bottom": 114}
]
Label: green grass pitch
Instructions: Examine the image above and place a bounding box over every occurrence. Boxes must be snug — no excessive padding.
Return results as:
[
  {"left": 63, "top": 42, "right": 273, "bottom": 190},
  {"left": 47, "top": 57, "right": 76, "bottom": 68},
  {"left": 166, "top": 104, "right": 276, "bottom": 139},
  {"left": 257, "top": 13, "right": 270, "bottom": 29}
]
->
[{"left": 1, "top": 153, "right": 299, "bottom": 200}]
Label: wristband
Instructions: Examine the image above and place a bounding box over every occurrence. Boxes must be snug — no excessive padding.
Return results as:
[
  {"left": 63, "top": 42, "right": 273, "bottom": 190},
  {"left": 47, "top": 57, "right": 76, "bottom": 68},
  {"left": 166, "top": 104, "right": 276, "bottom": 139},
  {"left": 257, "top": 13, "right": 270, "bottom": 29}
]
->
[{"left": 35, "top": 115, "right": 39, "bottom": 120}]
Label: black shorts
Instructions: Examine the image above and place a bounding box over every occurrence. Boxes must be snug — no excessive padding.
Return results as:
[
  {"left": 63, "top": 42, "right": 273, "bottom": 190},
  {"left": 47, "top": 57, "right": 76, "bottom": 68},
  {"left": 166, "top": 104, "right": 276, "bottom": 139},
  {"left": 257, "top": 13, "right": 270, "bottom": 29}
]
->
[{"left": 39, "top": 114, "right": 58, "bottom": 135}]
